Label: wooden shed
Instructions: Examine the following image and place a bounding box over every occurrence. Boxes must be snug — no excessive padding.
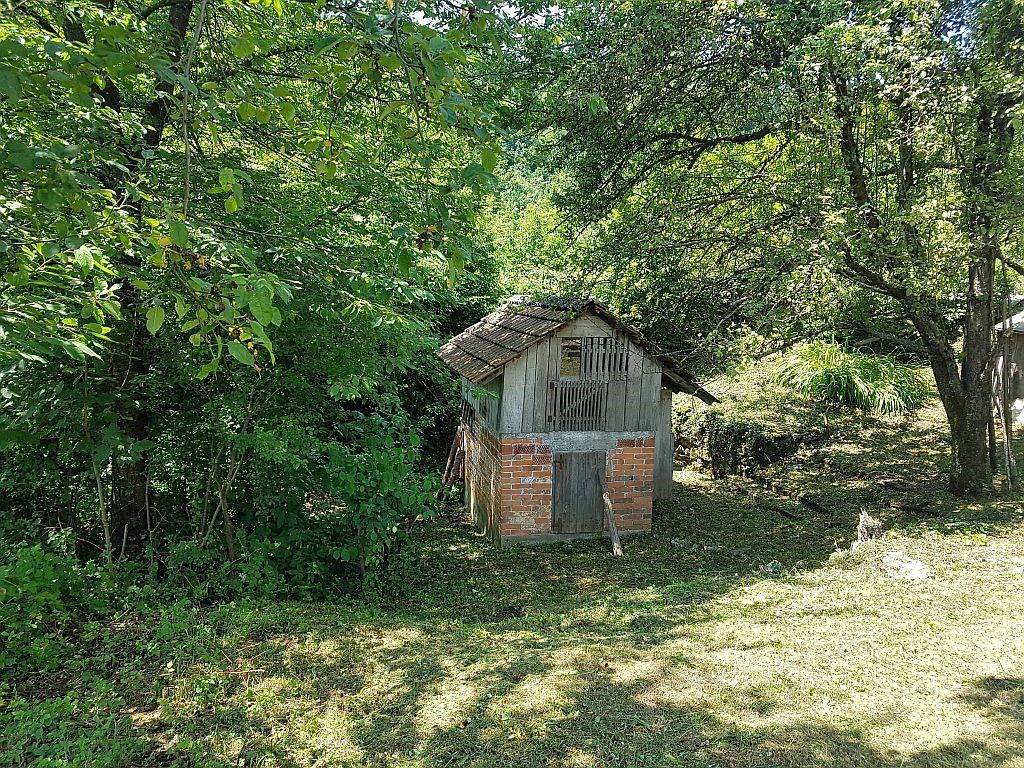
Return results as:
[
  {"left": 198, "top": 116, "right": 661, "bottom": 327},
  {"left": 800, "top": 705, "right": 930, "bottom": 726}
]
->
[
  {"left": 438, "top": 296, "right": 717, "bottom": 546},
  {"left": 994, "top": 310, "right": 1024, "bottom": 428}
]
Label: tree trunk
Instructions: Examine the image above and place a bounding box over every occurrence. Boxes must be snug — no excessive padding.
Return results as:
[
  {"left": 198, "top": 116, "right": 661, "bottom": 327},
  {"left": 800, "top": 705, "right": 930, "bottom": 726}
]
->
[
  {"left": 100, "top": 0, "right": 196, "bottom": 557},
  {"left": 950, "top": 242, "right": 997, "bottom": 495},
  {"left": 946, "top": 398, "right": 993, "bottom": 496},
  {"left": 108, "top": 282, "right": 152, "bottom": 557}
]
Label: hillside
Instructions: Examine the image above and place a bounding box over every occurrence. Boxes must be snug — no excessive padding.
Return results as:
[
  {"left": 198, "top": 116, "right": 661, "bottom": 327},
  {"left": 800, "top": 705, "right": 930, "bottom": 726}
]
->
[{"left": 10, "top": 391, "right": 1023, "bottom": 768}]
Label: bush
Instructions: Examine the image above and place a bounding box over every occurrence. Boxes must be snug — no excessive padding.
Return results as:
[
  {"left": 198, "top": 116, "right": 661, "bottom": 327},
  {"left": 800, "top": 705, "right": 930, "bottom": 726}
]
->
[
  {"left": 771, "top": 341, "right": 929, "bottom": 414},
  {"left": 164, "top": 535, "right": 285, "bottom": 603},
  {"left": 204, "top": 412, "right": 442, "bottom": 597},
  {"left": 676, "top": 409, "right": 824, "bottom": 477},
  {"left": 0, "top": 543, "right": 113, "bottom": 675},
  {"left": 0, "top": 687, "right": 146, "bottom": 768}
]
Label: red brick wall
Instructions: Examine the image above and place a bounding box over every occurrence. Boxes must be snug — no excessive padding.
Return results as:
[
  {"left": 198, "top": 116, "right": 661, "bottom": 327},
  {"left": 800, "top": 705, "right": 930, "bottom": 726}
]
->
[
  {"left": 465, "top": 426, "right": 655, "bottom": 541},
  {"left": 498, "top": 438, "right": 552, "bottom": 537},
  {"left": 604, "top": 437, "right": 654, "bottom": 532},
  {"left": 463, "top": 421, "right": 502, "bottom": 541}
]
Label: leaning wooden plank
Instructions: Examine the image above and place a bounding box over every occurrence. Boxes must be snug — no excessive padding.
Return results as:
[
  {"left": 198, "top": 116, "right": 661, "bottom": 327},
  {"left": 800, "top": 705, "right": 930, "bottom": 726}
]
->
[
  {"left": 597, "top": 470, "right": 623, "bottom": 556},
  {"left": 602, "top": 490, "right": 624, "bottom": 556},
  {"left": 438, "top": 426, "right": 465, "bottom": 500}
]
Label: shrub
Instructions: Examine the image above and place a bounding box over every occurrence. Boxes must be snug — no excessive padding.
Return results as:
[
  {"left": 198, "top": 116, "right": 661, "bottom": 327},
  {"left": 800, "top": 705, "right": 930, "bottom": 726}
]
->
[
  {"left": 0, "top": 543, "right": 113, "bottom": 675},
  {"left": 0, "top": 687, "right": 146, "bottom": 768},
  {"left": 215, "top": 412, "right": 440, "bottom": 597},
  {"left": 771, "top": 341, "right": 929, "bottom": 414},
  {"left": 164, "top": 535, "right": 286, "bottom": 603},
  {"left": 677, "top": 409, "right": 822, "bottom": 477}
]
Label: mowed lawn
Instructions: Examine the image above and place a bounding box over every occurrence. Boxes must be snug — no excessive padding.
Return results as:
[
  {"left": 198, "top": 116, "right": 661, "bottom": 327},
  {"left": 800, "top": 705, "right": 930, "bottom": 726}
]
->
[{"left": 121, "top": 401, "right": 1023, "bottom": 767}]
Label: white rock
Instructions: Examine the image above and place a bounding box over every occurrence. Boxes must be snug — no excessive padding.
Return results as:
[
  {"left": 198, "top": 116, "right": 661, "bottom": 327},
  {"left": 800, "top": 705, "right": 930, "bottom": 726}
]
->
[{"left": 882, "top": 551, "right": 929, "bottom": 580}]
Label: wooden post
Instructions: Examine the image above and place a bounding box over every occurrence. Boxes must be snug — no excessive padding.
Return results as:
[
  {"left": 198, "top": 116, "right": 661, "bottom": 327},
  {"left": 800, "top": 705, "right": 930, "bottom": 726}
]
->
[
  {"left": 988, "top": 408, "right": 998, "bottom": 472},
  {"left": 438, "top": 425, "right": 465, "bottom": 500},
  {"left": 596, "top": 469, "right": 623, "bottom": 556},
  {"left": 1000, "top": 283, "right": 1019, "bottom": 489}
]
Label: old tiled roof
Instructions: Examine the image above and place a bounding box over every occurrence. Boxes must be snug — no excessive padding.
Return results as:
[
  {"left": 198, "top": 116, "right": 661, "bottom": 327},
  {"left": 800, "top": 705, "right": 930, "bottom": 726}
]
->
[{"left": 438, "top": 296, "right": 718, "bottom": 404}]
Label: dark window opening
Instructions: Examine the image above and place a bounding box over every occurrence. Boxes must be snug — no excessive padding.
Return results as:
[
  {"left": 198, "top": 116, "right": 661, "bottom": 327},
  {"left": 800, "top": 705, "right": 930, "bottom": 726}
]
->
[
  {"left": 560, "top": 336, "right": 628, "bottom": 381},
  {"left": 560, "top": 338, "right": 582, "bottom": 377}
]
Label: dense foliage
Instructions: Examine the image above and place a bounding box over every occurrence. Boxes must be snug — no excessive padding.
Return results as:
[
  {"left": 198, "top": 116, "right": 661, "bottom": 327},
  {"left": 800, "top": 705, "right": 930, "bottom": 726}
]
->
[
  {"left": 0, "top": 4, "right": 521, "bottom": 757},
  {"left": 772, "top": 341, "right": 930, "bottom": 414},
  {"left": 526, "top": 0, "right": 1024, "bottom": 492},
  {"left": 0, "top": 0, "right": 514, "bottom": 588},
  {"left": 2, "top": 0, "right": 1024, "bottom": 764}
]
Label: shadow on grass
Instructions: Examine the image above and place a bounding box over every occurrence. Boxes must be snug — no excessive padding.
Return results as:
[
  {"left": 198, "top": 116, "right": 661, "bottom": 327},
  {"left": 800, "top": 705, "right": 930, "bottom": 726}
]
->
[
  {"left": 131, "top": 400, "right": 1024, "bottom": 766},
  {"left": 740, "top": 400, "right": 1024, "bottom": 539},
  {"left": 152, "top": 617, "right": 1024, "bottom": 768},
  {"left": 143, "top": 463, "right": 1024, "bottom": 765}
]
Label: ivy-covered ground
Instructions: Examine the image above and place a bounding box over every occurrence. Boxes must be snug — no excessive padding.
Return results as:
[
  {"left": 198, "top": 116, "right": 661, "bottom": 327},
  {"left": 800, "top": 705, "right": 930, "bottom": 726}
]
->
[{"left": 7, "top": 395, "right": 1024, "bottom": 768}]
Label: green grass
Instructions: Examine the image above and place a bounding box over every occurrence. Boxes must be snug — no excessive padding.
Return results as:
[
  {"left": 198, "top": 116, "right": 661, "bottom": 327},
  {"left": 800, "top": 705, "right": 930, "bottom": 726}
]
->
[
  {"left": 771, "top": 342, "right": 930, "bottom": 414},
  {"left": 7, "top": 399, "right": 1024, "bottom": 768}
]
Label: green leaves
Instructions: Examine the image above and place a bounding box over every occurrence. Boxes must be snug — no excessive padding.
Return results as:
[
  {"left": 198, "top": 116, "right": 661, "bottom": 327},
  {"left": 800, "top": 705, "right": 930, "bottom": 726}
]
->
[
  {"left": 584, "top": 93, "right": 608, "bottom": 115},
  {"left": 481, "top": 146, "right": 499, "bottom": 173},
  {"left": 73, "top": 245, "right": 99, "bottom": 274},
  {"left": 227, "top": 340, "right": 254, "bottom": 365},
  {"left": 235, "top": 101, "right": 258, "bottom": 121},
  {"left": 145, "top": 306, "right": 165, "bottom": 335},
  {"left": 0, "top": 0, "right": 500, "bottom": 596},
  {"left": 232, "top": 34, "right": 256, "bottom": 59},
  {"left": 168, "top": 220, "right": 189, "bottom": 248},
  {"left": 213, "top": 168, "right": 245, "bottom": 213},
  {"left": 248, "top": 288, "right": 275, "bottom": 327},
  {"left": 0, "top": 66, "right": 21, "bottom": 103}
]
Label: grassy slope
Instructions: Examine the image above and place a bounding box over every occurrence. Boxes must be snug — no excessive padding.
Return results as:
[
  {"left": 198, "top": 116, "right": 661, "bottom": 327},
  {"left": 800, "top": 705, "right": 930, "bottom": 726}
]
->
[
  {"left": 120, "top": 394, "right": 1024, "bottom": 768},
  {"left": 17, "top": 395, "right": 1023, "bottom": 767}
]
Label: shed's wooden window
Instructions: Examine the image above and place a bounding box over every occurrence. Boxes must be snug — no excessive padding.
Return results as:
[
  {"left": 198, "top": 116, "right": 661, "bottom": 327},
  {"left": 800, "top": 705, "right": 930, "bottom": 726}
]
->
[
  {"left": 547, "top": 380, "right": 607, "bottom": 431},
  {"left": 560, "top": 337, "right": 628, "bottom": 381},
  {"left": 560, "top": 338, "right": 583, "bottom": 377}
]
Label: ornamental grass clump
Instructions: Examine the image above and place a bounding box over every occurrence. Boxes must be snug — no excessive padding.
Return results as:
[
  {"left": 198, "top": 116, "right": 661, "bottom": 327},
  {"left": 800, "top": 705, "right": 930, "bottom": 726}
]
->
[{"left": 771, "top": 341, "right": 929, "bottom": 414}]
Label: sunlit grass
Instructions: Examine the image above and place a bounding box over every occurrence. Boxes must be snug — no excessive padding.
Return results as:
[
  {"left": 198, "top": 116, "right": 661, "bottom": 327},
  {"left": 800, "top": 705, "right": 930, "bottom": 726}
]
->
[
  {"left": 771, "top": 341, "right": 930, "bottom": 414},
  {"left": 98, "top": 397, "right": 1024, "bottom": 767}
]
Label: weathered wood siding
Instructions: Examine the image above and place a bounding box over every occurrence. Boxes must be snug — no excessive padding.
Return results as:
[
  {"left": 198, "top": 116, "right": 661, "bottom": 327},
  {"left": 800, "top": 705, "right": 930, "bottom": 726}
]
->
[
  {"left": 498, "top": 311, "right": 665, "bottom": 434},
  {"left": 654, "top": 388, "right": 674, "bottom": 500},
  {"left": 462, "top": 375, "right": 502, "bottom": 434}
]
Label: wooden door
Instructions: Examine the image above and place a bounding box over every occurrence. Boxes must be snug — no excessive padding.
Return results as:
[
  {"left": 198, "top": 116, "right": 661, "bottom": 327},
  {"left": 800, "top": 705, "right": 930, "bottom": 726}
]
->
[{"left": 551, "top": 451, "right": 606, "bottom": 534}]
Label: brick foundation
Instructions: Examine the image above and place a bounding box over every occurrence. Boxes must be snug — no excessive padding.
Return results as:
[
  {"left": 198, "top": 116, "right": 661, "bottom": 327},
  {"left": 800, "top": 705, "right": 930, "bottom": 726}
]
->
[
  {"left": 499, "top": 438, "right": 553, "bottom": 537},
  {"left": 605, "top": 437, "right": 654, "bottom": 533},
  {"left": 465, "top": 428, "right": 655, "bottom": 542}
]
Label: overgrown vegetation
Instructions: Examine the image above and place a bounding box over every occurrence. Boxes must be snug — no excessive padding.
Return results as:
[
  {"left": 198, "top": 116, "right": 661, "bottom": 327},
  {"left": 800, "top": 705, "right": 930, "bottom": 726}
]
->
[
  {"left": 2, "top": 0, "right": 1024, "bottom": 764},
  {"left": 539, "top": 0, "right": 1024, "bottom": 493},
  {"left": 674, "top": 354, "right": 929, "bottom": 477},
  {"left": 4, "top": 397, "right": 1023, "bottom": 767},
  {"left": 771, "top": 342, "right": 930, "bottom": 415},
  {"left": 0, "top": 0, "right": 511, "bottom": 590}
]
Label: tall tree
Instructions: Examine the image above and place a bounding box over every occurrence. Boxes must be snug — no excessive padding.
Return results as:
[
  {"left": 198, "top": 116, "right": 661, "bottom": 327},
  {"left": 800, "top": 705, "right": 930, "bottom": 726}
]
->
[
  {"left": 1, "top": 0, "right": 504, "bottom": 555},
  {"left": 538, "top": 0, "right": 1024, "bottom": 494}
]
